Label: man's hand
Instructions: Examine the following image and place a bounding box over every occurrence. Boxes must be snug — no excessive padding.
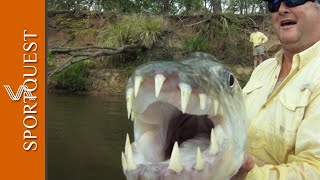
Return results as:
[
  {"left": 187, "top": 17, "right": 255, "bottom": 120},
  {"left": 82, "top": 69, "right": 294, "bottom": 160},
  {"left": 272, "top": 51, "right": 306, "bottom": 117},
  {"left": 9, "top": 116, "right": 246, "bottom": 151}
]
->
[{"left": 231, "top": 153, "right": 255, "bottom": 180}]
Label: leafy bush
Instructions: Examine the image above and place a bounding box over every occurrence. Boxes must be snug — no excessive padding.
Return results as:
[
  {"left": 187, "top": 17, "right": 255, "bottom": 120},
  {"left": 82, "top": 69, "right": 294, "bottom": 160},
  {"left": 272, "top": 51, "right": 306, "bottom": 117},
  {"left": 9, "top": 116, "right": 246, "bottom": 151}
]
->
[
  {"left": 47, "top": 51, "right": 57, "bottom": 70},
  {"left": 183, "top": 35, "right": 211, "bottom": 52},
  {"left": 50, "top": 62, "right": 89, "bottom": 92},
  {"left": 210, "top": 22, "right": 251, "bottom": 65},
  {"left": 100, "top": 15, "right": 165, "bottom": 48}
]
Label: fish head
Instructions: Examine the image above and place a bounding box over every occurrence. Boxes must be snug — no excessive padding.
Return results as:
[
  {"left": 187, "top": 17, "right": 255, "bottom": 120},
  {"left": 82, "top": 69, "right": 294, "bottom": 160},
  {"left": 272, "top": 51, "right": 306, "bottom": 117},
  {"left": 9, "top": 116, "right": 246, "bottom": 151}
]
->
[{"left": 123, "top": 52, "right": 247, "bottom": 180}]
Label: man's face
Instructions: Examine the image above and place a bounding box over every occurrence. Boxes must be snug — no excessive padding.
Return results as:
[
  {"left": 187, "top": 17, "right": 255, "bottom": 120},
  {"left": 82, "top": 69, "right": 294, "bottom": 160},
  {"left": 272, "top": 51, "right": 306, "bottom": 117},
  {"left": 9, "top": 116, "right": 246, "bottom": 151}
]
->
[{"left": 271, "top": 1, "right": 320, "bottom": 52}]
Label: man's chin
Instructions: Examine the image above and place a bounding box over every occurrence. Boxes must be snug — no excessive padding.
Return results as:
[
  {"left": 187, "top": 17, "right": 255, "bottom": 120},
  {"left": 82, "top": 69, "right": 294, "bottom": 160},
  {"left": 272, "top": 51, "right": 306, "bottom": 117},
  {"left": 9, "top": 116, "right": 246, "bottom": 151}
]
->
[
  {"left": 279, "top": 34, "right": 299, "bottom": 45},
  {"left": 279, "top": 28, "right": 299, "bottom": 42}
]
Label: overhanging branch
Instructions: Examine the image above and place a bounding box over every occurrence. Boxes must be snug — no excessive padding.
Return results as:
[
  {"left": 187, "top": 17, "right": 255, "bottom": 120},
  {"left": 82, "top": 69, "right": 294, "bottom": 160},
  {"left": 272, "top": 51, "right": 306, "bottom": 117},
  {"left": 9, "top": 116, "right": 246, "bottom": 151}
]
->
[
  {"left": 50, "top": 44, "right": 141, "bottom": 57},
  {"left": 48, "top": 44, "right": 142, "bottom": 77}
]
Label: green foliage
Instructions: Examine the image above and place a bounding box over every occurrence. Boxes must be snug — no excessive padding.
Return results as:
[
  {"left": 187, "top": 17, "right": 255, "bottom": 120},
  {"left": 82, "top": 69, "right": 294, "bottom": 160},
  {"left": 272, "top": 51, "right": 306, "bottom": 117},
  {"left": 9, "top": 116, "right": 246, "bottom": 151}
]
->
[
  {"left": 47, "top": 51, "right": 57, "bottom": 68},
  {"left": 73, "top": 28, "right": 99, "bottom": 36},
  {"left": 101, "top": 15, "right": 165, "bottom": 48},
  {"left": 50, "top": 62, "right": 90, "bottom": 92},
  {"left": 183, "top": 35, "right": 211, "bottom": 52},
  {"left": 176, "top": 0, "right": 204, "bottom": 13},
  {"left": 192, "top": 15, "right": 252, "bottom": 65},
  {"left": 54, "top": 16, "right": 87, "bottom": 29},
  {"left": 226, "top": 0, "right": 267, "bottom": 14},
  {"left": 101, "top": 0, "right": 144, "bottom": 13},
  {"left": 48, "top": 0, "right": 267, "bottom": 14}
]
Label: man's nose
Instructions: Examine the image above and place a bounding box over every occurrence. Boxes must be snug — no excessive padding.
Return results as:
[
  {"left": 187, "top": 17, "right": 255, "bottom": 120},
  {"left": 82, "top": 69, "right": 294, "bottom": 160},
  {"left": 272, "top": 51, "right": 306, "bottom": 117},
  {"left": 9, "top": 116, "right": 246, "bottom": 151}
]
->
[{"left": 278, "top": 2, "right": 291, "bottom": 14}]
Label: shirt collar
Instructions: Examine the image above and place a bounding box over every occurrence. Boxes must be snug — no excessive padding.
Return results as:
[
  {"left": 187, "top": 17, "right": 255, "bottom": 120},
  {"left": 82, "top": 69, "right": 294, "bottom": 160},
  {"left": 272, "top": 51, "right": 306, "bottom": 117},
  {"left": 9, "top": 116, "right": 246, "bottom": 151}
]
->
[
  {"left": 298, "top": 40, "right": 320, "bottom": 69},
  {"left": 273, "top": 40, "right": 320, "bottom": 69},
  {"left": 274, "top": 49, "right": 283, "bottom": 65}
]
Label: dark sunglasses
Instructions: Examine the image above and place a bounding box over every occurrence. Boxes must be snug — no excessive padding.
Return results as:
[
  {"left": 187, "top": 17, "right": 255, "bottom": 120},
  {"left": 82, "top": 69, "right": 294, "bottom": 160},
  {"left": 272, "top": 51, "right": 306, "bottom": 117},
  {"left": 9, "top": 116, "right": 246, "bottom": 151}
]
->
[{"left": 265, "top": 0, "right": 315, "bottom": 13}]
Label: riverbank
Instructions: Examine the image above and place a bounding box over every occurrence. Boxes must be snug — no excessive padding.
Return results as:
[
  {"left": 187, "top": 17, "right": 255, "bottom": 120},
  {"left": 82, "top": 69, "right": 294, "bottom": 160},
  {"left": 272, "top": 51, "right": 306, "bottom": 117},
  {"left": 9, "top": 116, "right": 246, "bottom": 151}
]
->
[{"left": 48, "top": 12, "right": 280, "bottom": 95}]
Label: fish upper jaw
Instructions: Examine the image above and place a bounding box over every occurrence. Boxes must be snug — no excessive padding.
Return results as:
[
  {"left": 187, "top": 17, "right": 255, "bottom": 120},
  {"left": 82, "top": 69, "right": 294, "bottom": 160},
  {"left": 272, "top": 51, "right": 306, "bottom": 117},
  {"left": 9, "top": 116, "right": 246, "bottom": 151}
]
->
[{"left": 127, "top": 73, "right": 220, "bottom": 116}]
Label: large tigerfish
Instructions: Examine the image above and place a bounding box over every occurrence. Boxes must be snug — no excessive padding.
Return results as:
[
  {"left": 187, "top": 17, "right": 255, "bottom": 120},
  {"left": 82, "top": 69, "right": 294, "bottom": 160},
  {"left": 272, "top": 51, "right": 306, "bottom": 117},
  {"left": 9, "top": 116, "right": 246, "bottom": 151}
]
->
[{"left": 122, "top": 52, "right": 247, "bottom": 180}]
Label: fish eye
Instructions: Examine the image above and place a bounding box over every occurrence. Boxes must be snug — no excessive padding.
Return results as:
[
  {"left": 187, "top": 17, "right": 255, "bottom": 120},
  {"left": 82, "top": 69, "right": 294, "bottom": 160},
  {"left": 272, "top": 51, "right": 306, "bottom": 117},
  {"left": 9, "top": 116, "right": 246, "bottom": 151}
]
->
[{"left": 228, "top": 73, "right": 235, "bottom": 87}]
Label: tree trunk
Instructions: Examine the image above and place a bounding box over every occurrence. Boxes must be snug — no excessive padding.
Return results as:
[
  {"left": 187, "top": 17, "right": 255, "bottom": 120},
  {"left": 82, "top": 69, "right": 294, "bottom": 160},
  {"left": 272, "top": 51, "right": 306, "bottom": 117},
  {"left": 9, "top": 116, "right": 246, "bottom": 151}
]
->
[
  {"left": 160, "top": 0, "right": 171, "bottom": 14},
  {"left": 239, "top": 0, "right": 244, "bottom": 15},
  {"left": 211, "top": 0, "right": 222, "bottom": 13}
]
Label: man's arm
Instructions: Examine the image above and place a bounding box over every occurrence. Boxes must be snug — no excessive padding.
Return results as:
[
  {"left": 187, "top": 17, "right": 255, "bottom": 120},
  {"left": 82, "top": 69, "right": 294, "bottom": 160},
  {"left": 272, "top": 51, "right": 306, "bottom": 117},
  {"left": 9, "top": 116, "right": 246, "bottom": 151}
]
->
[{"left": 261, "top": 33, "right": 268, "bottom": 44}]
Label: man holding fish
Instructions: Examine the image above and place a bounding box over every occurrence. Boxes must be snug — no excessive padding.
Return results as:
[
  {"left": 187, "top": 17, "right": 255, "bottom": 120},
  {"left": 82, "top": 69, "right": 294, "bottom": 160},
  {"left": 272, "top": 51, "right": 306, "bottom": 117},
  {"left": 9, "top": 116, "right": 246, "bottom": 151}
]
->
[{"left": 236, "top": 0, "right": 320, "bottom": 179}]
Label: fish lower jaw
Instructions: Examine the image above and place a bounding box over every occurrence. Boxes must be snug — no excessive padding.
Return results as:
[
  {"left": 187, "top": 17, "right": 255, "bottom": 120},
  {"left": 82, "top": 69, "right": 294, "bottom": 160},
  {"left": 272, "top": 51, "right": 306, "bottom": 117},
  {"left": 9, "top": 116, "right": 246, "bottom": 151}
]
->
[
  {"left": 123, "top": 154, "right": 226, "bottom": 180},
  {"left": 122, "top": 128, "right": 231, "bottom": 180}
]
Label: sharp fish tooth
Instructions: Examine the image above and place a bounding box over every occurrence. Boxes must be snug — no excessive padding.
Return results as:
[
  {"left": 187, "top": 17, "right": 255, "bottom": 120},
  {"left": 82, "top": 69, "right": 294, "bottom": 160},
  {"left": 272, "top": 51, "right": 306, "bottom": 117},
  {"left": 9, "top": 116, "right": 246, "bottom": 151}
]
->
[
  {"left": 155, "top": 74, "right": 166, "bottom": 98},
  {"left": 214, "top": 125, "right": 225, "bottom": 146},
  {"left": 131, "top": 111, "right": 135, "bottom": 121},
  {"left": 126, "top": 88, "right": 133, "bottom": 119},
  {"left": 210, "top": 128, "right": 218, "bottom": 155},
  {"left": 125, "top": 133, "right": 131, "bottom": 156},
  {"left": 199, "top": 93, "right": 207, "bottom": 110},
  {"left": 168, "top": 141, "right": 182, "bottom": 173},
  {"left": 179, "top": 83, "right": 192, "bottom": 113},
  {"left": 194, "top": 147, "right": 204, "bottom": 170},
  {"left": 134, "top": 76, "right": 143, "bottom": 97},
  {"left": 121, "top": 152, "right": 127, "bottom": 172},
  {"left": 213, "top": 99, "right": 219, "bottom": 114},
  {"left": 127, "top": 147, "right": 137, "bottom": 170},
  {"left": 125, "top": 134, "right": 137, "bottom": 170}
]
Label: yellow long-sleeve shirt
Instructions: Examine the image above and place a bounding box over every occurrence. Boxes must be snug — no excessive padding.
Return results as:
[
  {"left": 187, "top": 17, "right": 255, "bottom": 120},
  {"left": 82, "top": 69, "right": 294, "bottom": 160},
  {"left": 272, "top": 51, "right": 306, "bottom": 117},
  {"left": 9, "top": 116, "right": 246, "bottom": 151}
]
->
[
  {"left": 242, "top": 41, "right": 320, "bottom": 179},
  {"left": 250, "top": 31, "right": 268, "bottom": 47}
]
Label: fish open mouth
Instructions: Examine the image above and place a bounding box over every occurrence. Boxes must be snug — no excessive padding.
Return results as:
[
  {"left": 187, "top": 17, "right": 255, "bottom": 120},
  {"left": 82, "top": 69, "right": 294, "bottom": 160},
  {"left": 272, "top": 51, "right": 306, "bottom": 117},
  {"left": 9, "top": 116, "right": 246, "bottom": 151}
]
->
[
  {"left": 163, "top": 111, "right": 215, "bottom": 160},
  {"left": 123, "top": 75, "right": 229, "bottom": 179},
  {"left": 122, "top": 53, "right": 246, "bottom": 180}
]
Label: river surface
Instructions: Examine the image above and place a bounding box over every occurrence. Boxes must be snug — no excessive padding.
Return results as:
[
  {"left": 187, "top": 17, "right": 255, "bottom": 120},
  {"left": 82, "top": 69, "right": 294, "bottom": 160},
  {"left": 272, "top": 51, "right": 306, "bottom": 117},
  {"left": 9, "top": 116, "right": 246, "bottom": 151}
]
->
[{"left": 48, "top": 93, "right": 132, "bottom": 180}]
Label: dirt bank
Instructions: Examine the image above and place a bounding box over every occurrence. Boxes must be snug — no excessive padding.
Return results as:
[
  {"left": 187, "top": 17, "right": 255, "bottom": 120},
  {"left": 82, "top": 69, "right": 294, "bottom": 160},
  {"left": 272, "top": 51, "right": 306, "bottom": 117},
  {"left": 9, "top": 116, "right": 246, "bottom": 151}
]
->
[{"left": 48, "top": 11, "right": 281, "bottom": 95}]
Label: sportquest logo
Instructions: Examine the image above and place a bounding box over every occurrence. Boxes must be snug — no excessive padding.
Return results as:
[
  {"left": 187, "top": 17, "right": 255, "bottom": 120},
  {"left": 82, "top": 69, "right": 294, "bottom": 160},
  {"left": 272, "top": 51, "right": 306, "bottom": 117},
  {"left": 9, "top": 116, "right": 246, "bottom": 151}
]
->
[
  {"left": 3, "top": 85, "right": 36, "bottom": 101},
  {"left": 1, "top": 30, "right": 40, "bottom": 151}
]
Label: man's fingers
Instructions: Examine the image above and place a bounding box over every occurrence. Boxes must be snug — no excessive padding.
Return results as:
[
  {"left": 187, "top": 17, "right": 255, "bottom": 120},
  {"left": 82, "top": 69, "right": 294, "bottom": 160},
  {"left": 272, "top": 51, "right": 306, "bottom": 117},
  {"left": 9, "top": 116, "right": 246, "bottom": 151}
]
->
[
  {"left": 230, "top": 154, "right": 255, "bottom": 180},
  {"left": 241, "top": 154, "right": 255, "bottom": 172}
]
